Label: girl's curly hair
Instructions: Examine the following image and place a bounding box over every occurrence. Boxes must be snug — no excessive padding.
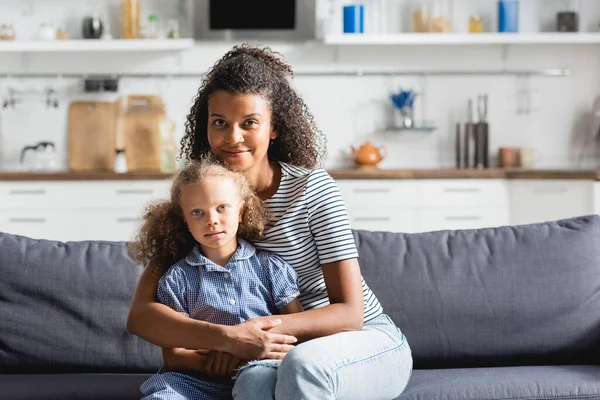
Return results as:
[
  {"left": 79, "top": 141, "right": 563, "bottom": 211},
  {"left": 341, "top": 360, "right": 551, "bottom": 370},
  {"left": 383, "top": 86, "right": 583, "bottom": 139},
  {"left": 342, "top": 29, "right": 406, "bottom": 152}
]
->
[
  {"left": 180, "top": 42, "right": 326, "bottom": 169},
  {"left": 131, "top": 154, "right": 269, "bottom": 267}
]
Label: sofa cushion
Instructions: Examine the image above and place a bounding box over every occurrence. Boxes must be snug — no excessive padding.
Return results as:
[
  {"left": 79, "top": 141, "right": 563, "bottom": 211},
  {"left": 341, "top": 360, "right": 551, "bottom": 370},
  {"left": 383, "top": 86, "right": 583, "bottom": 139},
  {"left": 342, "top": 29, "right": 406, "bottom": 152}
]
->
[
  {"left": 355, "top": 215, "right": 600, "bottom": 369},
  {"left": 0, "top": 232, "right": 161, "bottom": 373},
  {"left": 398, "top": 365, "right": 600, "bottom": 400}
]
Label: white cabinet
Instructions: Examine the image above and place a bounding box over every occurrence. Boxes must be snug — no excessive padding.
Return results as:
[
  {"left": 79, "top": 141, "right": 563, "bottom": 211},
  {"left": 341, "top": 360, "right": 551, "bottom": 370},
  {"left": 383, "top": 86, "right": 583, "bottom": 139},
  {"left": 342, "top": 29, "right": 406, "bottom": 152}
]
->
[
  {"left": 0, "top": 180, "right": 171, "bottom": 242},
  {"left": 509, "top": 180, "right": 594, "bottom": 225}
]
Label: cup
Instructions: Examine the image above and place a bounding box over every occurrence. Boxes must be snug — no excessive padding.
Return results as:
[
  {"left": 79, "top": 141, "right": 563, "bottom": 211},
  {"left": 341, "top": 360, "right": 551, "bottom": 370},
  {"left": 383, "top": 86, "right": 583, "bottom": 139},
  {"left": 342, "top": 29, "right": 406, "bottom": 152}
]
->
[
  {"left": 518, "top": 147, "right": 542, "bottom": 168},
  {"left": 498, "top": 147, "right": 518, "bottom": 168},
  {"left": 343, "top": 4, "right": 364, "bottom": 33}
]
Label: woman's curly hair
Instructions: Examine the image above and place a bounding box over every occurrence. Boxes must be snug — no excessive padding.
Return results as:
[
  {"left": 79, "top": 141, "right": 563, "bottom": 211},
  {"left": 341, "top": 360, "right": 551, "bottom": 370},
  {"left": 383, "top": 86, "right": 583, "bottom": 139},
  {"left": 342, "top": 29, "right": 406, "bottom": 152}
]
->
[
  {"left": 180, "top": 42, "right": 326, "bottom": 169},
  {"left": 131, "top": 154, "right": 269, "bottom": 267}
]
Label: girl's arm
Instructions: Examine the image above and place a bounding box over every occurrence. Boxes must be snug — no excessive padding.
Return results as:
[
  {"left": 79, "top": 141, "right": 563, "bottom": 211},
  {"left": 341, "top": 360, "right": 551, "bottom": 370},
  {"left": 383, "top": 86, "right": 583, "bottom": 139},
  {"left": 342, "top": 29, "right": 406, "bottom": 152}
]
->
[
  {"left": 127, "top": 259, "right": 298, "bottom": 359},
  {"left": 162, "top": 348, "right": 209, "bottom": 373},
  {"left": 279, "top": 298, "right": 304, "bottom": 314},
  {"left": 252, "top": 258, "right": 365, "bottom": 342}
]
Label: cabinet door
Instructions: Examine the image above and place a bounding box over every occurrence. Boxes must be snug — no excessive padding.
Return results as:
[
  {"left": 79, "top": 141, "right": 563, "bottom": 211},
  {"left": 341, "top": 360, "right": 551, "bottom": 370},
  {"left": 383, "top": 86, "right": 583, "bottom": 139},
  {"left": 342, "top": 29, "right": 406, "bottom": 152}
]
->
[
  {"left": 509, "top": 180, "right": 594, "bottom": 225},
  {"left": 419, "top": 180, "right": 508, "bottom": 208},
  {"left": 0, "top": 182, "right": 80, "bottom": 210},
  {"left": 336, "top": 180, "right": 419, "bottom": 208},
  {"left": 346, "top": 208, "right": 419, "bottom": 233},
  {"left": 82, "top": 210, "right": 143, "bottom": 242},
  {"left": 0, "top": 211, "right": 82, "bottom": 242},
  {"left": 419, "top": 208, "right": 509, "bottom": 232}
]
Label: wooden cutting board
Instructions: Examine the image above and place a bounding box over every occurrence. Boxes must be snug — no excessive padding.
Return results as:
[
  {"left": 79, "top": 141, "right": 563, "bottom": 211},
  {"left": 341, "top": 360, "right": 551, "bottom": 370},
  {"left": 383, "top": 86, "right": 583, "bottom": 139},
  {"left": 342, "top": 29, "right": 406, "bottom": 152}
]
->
[
  {"left": 68, "top": 101, "right": 117, "bottom": 172},
  {"left": 116, "top": 95, "right": 164, "bottom": 172}
]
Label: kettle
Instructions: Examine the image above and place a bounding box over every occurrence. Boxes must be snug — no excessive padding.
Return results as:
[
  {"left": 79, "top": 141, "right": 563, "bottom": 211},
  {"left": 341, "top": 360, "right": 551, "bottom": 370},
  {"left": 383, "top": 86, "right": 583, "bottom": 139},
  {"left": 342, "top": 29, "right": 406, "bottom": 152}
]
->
[
  {"left": 350, "top": 141, "right": 387, "bottom": 168},
  {"left": 20, "top": 141, "right": 59, "bottom": 171}
]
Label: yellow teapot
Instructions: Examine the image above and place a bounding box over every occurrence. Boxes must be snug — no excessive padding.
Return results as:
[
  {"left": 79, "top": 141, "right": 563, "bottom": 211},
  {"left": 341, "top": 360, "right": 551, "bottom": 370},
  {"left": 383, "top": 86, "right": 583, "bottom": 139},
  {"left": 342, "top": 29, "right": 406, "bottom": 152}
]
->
[{"left": 350, "top": 141, "right": 387, "bottom": 168}]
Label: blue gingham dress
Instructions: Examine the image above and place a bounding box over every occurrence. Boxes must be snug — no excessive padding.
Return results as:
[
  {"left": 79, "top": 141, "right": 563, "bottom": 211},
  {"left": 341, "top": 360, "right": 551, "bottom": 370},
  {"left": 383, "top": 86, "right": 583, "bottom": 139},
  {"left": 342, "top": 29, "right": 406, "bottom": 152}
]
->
[{"left": 140, "top": 239, "right": 299, "bottom": 400}]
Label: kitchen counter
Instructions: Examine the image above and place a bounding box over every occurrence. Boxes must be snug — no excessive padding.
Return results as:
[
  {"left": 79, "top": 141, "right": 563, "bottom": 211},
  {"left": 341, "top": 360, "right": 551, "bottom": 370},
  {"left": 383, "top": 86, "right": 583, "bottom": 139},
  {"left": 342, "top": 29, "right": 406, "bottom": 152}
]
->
[{"left": 1, "top": 169, "right": 600, "bottom": 181}]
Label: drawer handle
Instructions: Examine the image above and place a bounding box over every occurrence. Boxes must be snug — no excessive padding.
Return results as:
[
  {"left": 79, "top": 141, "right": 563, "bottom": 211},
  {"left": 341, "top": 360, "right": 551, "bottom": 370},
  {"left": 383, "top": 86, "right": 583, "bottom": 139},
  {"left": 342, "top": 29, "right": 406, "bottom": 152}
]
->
[
  {"left": 116, "top": 189, "right": 154, "bottom": 195},
  {"left": 116, "top": 218, "right": 139, "bottom": 223},
  {"left": 352, "top": 188, "right": 391, "bottom": 194},
  {"left": 8, "top": 189, "right": 46, "bottom": 195},
  {"left": 443, "top": 188, "right": 481, "bottom": 193},
  {"left": 354, "top": 217, "right": 391, "bottom": 222},
  {"left": 533, "top": 187, "right": 568, "bottom": 194},
  {"left": 444, "top": 216, "right": 481, "bottom": 221},
  {"left": 9, "top": 218, "right": 46, "bottom": 223}
]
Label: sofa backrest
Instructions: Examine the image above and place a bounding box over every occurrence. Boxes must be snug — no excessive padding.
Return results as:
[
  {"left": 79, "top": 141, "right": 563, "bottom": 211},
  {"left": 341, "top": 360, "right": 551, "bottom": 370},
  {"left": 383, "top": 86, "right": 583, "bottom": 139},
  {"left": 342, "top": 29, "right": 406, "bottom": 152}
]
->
[
  {"left": 355, "top": 215, "right": 600, "bottom": 369},
  {"left": 0, "top": 232, "right": 161, "bottom": 373}
]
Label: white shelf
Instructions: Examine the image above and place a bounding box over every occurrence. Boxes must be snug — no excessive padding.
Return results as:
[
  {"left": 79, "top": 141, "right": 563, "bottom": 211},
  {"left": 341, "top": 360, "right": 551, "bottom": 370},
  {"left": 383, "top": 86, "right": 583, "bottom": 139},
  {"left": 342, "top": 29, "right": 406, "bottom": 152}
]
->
[
  {"left": 324, "top": 33, "right": 600, "bottom": 46},
  {"left": 0, "top": 39, "right": 195, "bottom": 53}
]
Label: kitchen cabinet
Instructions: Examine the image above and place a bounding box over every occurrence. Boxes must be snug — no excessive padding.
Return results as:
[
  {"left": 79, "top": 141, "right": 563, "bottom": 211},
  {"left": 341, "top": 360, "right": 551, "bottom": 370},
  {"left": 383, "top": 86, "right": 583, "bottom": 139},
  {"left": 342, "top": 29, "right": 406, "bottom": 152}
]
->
[{"left": 508, "top": 180, "right": 594, "bottom": 225}]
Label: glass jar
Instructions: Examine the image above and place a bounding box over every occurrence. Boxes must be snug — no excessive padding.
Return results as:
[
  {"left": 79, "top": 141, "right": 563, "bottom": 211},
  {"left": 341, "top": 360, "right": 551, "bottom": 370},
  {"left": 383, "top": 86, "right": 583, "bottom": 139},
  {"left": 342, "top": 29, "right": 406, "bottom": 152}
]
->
[
  {"left": 147, "top": 14, "right": 159, "bottom": 39},
  {"left": 167, "top": 18, "right": 180, "bottom": 39},
  {"left": 0, "top": 22, "right": 15, "bottom": 40},
  {"left": 469, "top": 15, "right": 484, "bottom": 33},
  {"left": 412, "top": 5, "right": 430, "bottom": 33},
  {"left": 430, "top": 0, "right": 452, "bottom": 33},
  {"left": 120, "top": 0, "right": 140, "bottom": 39}
]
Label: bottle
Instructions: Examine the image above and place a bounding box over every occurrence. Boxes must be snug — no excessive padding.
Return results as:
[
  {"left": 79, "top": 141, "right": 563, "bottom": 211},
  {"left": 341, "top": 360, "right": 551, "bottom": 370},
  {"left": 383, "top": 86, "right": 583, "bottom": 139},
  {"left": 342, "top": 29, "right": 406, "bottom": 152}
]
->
[
  {"left": 120, "top": 0, "right": 140, "bottom": 39},
  {"left": 160, "top": 117, "right": 177, "bottom": 172},
  {"left": 469, "top": 15, "right": 484, "bottom": 33},
  {"left": 114, "top": 149, "right": 128, "bottom": 173},
  {"left": 498, "top": 0, "right": 519, "bottom": 33},
  {"left": 147, "top": 14, "right": 159, "bottom": 39}
]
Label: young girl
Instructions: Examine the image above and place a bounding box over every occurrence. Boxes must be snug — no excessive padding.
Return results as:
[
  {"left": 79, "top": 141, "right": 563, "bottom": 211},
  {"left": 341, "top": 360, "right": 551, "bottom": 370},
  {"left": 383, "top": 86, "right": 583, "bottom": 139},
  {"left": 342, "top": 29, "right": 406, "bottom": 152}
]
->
[
  {"left": 128, "top": 43, "right": 413, "bottom": 399},
  {"left": 131, "top": 155, "right": 303, "bottom": 400}
]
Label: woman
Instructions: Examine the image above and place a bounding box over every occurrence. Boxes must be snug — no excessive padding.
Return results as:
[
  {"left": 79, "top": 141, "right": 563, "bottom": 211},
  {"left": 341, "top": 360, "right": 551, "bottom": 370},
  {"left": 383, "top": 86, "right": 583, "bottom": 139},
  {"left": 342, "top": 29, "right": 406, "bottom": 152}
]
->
[{"left": 128, "top": 43, "right": 412, "bottom": 399}]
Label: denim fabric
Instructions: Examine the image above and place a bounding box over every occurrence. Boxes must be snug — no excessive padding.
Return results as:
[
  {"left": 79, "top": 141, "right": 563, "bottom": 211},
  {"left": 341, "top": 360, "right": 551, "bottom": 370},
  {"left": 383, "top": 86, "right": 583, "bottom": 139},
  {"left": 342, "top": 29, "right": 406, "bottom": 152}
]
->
[{"left": 232, "top": 314, "right": 412, "bottom": 400}]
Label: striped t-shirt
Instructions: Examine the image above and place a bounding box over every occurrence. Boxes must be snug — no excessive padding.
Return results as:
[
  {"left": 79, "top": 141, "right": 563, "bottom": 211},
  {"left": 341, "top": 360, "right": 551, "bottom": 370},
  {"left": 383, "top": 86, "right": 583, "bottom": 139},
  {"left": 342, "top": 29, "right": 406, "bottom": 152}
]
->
[{"left": 253, "top": 162, "right": 383, "bottom": 323}]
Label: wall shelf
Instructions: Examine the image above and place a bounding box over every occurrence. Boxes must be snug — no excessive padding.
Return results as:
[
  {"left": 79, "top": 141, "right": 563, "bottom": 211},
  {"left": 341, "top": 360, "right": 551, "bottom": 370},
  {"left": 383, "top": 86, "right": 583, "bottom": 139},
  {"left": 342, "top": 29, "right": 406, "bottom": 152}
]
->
[
  {"left": 323, "top": 33, "right": 600, "bottom": 46},
  {"left": 0, "top": 39, "right": 194, "bottom": 53}
]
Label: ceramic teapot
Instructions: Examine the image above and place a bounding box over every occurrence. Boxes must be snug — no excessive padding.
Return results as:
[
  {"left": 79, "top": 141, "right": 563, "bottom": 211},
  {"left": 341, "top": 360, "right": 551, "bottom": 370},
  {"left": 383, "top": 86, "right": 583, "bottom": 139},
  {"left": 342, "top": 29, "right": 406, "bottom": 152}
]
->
[{"left": 350, "top": 141, "right": 387, "bottom": 167}]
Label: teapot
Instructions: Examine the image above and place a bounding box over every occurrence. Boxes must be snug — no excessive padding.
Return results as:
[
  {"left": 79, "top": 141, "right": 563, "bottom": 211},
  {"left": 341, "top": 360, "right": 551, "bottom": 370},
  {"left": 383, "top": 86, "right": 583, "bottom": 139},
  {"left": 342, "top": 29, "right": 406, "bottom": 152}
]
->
[
  {"left": 350, "top": 141, "right": 387, "bottom": 168},
  {"left": 20, "top": 141, "right": 59, "bottom": 171}
]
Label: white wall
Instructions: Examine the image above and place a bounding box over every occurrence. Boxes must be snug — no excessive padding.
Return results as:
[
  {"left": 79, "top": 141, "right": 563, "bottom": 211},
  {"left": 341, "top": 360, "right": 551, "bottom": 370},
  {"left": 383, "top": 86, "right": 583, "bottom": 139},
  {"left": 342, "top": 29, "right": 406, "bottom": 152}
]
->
[{"left": 1, "top": 0, "right": 600, "bottom": 170}]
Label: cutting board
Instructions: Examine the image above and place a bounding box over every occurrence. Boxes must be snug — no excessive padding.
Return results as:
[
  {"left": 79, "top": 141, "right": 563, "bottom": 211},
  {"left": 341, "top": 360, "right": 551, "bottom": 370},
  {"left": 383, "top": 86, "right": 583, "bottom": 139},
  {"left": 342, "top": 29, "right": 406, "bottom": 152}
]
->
[
  {"left": 68, "top": 101, "right": 117, "bottom": 172},
  {"left": 116, "top": 95, "right": 164, "bottom": 172}
]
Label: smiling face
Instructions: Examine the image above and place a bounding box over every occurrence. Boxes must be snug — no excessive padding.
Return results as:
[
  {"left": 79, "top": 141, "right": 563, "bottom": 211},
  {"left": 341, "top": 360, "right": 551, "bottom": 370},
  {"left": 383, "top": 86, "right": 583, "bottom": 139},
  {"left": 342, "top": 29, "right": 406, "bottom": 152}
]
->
[
  {"left": 180, "top": 177, "right": 243, "bottom": 256},
  {"left": 207, "top": 91, "right": 277, "bottom": 171}
]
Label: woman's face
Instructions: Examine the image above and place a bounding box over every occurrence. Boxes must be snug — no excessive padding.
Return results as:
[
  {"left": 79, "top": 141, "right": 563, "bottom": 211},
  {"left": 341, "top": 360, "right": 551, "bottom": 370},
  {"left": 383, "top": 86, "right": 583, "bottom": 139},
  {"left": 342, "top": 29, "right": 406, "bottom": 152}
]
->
[{"left": 207, "top": 91, "right": 277, "bottom": 171}]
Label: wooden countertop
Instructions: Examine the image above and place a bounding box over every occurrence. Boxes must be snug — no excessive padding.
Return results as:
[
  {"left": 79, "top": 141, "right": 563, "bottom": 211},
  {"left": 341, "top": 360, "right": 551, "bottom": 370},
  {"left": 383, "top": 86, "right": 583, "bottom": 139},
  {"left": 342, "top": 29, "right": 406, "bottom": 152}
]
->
[{"left": 1, "top": 169, "right": 600, "bottom": 181}]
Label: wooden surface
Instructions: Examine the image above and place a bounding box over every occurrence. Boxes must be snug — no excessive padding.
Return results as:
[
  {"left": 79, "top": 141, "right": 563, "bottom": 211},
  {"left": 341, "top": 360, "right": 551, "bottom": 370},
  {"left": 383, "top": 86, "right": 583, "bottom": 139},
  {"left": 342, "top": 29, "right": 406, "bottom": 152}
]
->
[
  {"left": 1, "top": 169, "right": 600, "bottom": 181},
  {"left": 68, "top": 101, "right": 117, "bottom": 171}
]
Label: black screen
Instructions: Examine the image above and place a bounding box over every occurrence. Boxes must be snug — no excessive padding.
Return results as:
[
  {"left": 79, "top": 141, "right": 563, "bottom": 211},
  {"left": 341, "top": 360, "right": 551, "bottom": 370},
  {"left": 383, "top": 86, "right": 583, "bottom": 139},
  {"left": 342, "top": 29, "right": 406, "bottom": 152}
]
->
[{"left": 209, "top": 0, "right": 296, "bottom": 30}]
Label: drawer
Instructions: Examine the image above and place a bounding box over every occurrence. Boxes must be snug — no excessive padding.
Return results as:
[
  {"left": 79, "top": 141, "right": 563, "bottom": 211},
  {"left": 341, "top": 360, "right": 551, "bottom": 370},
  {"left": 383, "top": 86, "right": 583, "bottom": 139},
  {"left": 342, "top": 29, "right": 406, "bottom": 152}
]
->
[
  {"left": 82, "top": 209, "right": 144, "bottom": 241},
  {"left": 77, "top": 180, "right": 172, "bottom": 210},
  {"left": 0, "top": 211, "right": 82, "bottom": 242},
  {"left": 419, "top": 180, "right": 508, "bottom": 208},
  {"left": 419, "top": 207, "right": 509, "bottom": 232},
  {"left": 337, "top": 180, "right": 419, "bottom": 208},
  {"left": 0, "top": 182, "right": 81, "bottom": 210},
  {"left": 346, "top": 208, "right": 419, "bottom": 233}
]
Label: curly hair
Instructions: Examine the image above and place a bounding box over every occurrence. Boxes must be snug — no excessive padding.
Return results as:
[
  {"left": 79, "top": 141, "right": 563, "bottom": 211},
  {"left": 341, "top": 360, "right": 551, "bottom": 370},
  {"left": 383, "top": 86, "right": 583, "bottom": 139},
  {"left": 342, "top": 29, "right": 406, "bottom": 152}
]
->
[
  {"left": 180, "top": 42, "right": 326, "bottom": 169},
  {"left": 131, "top": 154, "right": 269, "bottom": 267}
]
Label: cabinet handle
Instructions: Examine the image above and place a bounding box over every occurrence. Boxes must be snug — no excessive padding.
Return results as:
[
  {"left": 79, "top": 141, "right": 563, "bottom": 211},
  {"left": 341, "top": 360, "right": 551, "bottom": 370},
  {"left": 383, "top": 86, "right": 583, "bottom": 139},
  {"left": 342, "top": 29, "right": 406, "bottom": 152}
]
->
[
  {"left": 444, "top": 215, "right": 481, "bottom": 221},
  {"left": 9, "top": 218, "right": 46, "bottom": 223},
  {"left": 115, "top": 189, "right": 154, "bottom": 195},
  {"left": 533, "top": 187, "right": 568, "bottom": 194},
  {"left": 8, "top": 189, "right": 46, "bottom": 195},
  {"left": 443, "top": 188, "right": 481, "bottom": 193},
  {"left": 354, "top": 217, "right": 391, "bottom": 222},
  {"left": 352, "top": 188, "right": 391, "bottom": 194},
  {"left": 116, "top": 218, "right": 139, "bottom": 223}
]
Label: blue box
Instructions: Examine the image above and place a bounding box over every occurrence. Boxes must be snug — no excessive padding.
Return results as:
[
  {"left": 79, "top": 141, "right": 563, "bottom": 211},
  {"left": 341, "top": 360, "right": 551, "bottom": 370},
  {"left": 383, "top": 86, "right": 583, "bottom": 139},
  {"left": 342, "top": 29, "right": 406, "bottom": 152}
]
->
[
  {"left": 343, "top": 4, "right": 364, "bottom": 33},
  {"left": 498, "top": 0, "right": 519, "bottom": 32}
]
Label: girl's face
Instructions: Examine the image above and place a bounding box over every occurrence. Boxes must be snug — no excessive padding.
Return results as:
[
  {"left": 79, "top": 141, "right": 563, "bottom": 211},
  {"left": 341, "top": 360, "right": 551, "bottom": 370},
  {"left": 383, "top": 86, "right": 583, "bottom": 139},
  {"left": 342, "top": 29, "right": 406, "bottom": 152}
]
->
[
  {"left": 180, "top": 177, "right": 243, "bottom": 253},
  {"left": 207, "top": 91, "right": 277, "bottom": 171}
]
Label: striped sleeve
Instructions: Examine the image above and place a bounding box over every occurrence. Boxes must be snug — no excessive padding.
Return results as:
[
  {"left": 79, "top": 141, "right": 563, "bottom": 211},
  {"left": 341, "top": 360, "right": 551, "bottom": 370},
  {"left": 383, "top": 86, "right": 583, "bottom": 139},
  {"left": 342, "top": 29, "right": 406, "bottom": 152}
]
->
[
  {"left": 157, "top": 265, "right": 190, "bottom": 317},
  {"left": 305, "top": 169, "right": 359, "bottom": 265}
]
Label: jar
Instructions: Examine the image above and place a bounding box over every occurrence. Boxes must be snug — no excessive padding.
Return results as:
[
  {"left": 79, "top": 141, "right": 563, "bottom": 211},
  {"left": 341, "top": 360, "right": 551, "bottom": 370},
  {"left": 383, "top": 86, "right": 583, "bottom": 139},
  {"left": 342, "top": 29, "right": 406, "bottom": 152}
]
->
[
  {"left": 38, "top": 22, "right": 56, "bottom": 41},
  {"left": 114, "top": 149, "right": 128, "bottom": 173},
  {"left": 469, "top": 15, "right": 484, "bottom": 33},
  {"left": 412, "top": 5, "right": 430, "bottom": 33},
  {"left": 167, "top": 18, "right": 180, "bottom": 39},
  {"left": 147, "top": 14, "right": 159, "bottom": 39},
  {"left": 56, "top": 26, "right": 69, "bottom": 40},
  {"left": 430, "top": 0, "right": 452, "bottom": 33},
  {"left": 0, "top": 22, "right": 15, "bottom": 40},
  {"left": 121, "top": 0, "right": 140, "bottom": 39}
]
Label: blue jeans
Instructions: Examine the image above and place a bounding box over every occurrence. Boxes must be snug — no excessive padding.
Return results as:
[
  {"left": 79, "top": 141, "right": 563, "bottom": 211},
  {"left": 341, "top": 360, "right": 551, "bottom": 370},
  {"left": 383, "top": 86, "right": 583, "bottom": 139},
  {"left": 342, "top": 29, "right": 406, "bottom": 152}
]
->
[{"left": 232, "top": 314, "right": 412, "bottom": 400}]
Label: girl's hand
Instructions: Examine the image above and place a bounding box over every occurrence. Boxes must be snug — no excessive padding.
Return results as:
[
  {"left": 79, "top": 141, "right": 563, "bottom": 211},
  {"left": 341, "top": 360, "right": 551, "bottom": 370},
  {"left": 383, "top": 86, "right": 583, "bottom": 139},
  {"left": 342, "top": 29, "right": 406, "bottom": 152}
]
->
[
  {"left": 226, "top": 317, "right": 297, "bottom": 360},
  {"left": 205, "top": 351, "right": 245, "bottom": 377}
]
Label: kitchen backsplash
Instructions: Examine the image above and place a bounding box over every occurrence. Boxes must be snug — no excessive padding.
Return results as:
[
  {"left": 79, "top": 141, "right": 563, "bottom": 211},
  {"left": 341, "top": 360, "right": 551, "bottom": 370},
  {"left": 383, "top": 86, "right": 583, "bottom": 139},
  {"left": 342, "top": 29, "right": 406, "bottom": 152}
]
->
[{"left": 1, "top": 0, "right": 600, "bottom": 170}]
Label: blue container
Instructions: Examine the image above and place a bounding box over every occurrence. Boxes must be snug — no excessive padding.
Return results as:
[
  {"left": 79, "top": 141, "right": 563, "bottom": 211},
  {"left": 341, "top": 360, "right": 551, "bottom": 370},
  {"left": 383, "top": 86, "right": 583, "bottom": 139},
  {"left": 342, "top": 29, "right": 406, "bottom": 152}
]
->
[
  {"left": 343, "top": 4, "right": 364, "bottom": 33},
  {"left": 498, "top": 0, "right": 519, "bottom": 33}
]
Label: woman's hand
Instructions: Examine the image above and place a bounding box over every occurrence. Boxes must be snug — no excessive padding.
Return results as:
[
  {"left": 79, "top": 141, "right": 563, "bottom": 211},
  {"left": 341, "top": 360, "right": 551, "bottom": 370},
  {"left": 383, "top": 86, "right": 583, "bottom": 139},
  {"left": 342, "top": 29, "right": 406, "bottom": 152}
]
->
[
  {"left": 225, "top": 317, "right": 297, "bottom": 360},
  {"left": 205, "top": 351, "right": 245, "bottom": 377}
]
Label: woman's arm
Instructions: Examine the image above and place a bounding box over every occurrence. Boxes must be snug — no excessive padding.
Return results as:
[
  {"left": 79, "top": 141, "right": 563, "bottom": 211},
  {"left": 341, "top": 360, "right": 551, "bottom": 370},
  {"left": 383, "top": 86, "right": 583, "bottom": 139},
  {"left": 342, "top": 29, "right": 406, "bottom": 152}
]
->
[
  {"left": 162, "top": 348, "right": 209, "bottom": 373},
  {"left": 127, "top": 259, "right": 298, "bottom": 359},
  {"left": 261, "top": 258, "right": 364, "bottom": 342}
]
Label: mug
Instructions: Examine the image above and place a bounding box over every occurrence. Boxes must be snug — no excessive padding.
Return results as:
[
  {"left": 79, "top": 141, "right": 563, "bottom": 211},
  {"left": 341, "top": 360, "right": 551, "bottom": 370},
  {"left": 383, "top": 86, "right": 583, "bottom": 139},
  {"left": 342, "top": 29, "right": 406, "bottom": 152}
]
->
[
  {"left": 343, "top": 4, "right": 364, "bottom": 33},
  {"left": 518, "top": 147, "right": 542, "bottom": 168},
  {"left": 498, "top": 147, "right": 518, "bottom": 168}
]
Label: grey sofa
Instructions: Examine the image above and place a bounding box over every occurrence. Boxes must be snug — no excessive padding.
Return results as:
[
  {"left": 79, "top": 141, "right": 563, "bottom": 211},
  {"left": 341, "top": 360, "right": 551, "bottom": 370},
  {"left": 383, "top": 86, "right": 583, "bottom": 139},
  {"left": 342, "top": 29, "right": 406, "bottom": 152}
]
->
[{"left": 1, "top": 215, "right": 600, "bottom": 400}]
